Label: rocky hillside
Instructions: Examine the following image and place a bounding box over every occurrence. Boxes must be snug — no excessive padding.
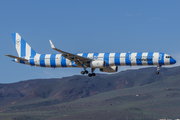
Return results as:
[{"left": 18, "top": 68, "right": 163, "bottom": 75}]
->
[
  {"left": 0, "top": 66, "right": 180, "bottom": 120},
  {"left": 0, "top": 66, "right": 179, "bottom": 107}
]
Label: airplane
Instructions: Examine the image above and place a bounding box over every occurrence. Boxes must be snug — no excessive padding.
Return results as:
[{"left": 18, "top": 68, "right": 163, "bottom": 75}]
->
[{"left": 6, "top": 33, "right": 176, "bottom": 77}]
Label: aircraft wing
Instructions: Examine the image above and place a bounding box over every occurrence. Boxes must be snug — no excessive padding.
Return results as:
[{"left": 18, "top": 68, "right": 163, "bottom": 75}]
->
[
  {"left": 5, "top": 54, "right": 28, "bottom": 61},
  {"left": 49, "top": 40, "right": 93, "bottom": 67}
]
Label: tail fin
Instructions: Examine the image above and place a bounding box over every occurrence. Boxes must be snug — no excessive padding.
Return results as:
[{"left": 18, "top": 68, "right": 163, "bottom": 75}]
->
[{"left": 11, "top": 33, "right": 37, "bottom": 57}]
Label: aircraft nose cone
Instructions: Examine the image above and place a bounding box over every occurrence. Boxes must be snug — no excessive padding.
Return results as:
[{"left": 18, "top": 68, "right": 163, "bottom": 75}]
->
[{"left": 170, "top": 58, "right": 176, "bottom": 64}]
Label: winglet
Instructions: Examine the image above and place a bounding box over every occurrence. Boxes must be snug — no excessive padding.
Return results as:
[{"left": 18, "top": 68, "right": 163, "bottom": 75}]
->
[{"left": 49, "top": 40, "right": 55, "bottom": 49}]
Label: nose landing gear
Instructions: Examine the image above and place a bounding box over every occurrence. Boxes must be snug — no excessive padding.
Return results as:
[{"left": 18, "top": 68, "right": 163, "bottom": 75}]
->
[{"left": 156, "top": 65, "right": 161, "bottom": 74}]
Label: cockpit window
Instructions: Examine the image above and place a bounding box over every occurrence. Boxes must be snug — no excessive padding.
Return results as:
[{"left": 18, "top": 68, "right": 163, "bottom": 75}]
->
[{"left": 166, "top": 56, "right": 172, "bottom": 58}]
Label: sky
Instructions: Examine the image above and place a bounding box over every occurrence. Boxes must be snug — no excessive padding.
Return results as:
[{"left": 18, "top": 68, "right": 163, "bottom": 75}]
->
[{"left": 1, "top": 0, "right": 180, "bottom": 83}]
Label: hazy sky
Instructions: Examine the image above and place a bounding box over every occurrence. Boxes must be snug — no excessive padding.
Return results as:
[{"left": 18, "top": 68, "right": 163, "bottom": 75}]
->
[{"left": 1, "top": 0, "right": 180, "bottom": 83}]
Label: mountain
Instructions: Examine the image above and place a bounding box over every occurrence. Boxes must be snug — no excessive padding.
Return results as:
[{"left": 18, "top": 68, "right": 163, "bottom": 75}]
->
[{"left": 0, "top": 66, "right": 180, "bottom": 120}]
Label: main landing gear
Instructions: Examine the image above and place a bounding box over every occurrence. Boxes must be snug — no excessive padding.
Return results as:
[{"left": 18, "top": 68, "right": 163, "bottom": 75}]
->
[
  {"left": 81, "top": 70, "right": 88, "bottom": 75},
  {"left": 81, "top": 68, "right": 96, "bottom": 77},
  {"left": 88, "top": 73, "right": 96, "bottom": 77},
  {"left": 156, "top": 65, "right": 161, "bottom": 74}
]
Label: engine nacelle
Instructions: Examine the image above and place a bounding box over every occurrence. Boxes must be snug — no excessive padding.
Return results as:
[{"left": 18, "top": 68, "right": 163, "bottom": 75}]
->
[
  {"left": 99, "top": 66, "right": 118, "bottom": 73},
  {"left": 90, "top": 60, "right": 105, "bottom": 68}
]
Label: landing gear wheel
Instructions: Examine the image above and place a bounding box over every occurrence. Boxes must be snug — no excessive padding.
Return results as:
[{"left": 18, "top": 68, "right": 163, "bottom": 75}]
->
[
  {"left": 88, "top": 73, "right": 92, "bottom": 77},
  {"left": 81, "top": 71, "right": 85, "bottom": 75},
  {"left": 85, "top": 70, "right": 89, "bottom": 74},
  {"left": 156, "top": 65, "right": 161, "bottom": 75},
  {"left": 92, "top": 73, "right": 96, "bottom": 76}
]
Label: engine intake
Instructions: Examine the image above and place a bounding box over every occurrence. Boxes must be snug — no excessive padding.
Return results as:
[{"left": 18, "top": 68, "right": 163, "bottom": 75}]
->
[{"left": 100, "top": 66, "right": 118, "bottom": 73}]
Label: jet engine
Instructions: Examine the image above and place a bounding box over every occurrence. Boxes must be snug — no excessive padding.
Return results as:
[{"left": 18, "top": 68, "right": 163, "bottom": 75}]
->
[
  {"left": 90, "top": 60, "right": 105, "bottom": 68},
  {"left": 99, "top": 66, "right": 118, "bottom": 73}
]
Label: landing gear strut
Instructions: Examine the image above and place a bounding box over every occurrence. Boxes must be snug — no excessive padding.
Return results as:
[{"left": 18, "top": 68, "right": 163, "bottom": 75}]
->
[
  {"left": 156, "top": 65, "right": 161, "bottom": 74},
  {"left": 81, "top": 64, "right": 89, "bottom": 75}
]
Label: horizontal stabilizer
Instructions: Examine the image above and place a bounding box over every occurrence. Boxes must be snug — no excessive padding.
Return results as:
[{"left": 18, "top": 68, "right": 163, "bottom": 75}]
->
[{"left": 5, "top": 54, "right": 28, "bottom": 61}]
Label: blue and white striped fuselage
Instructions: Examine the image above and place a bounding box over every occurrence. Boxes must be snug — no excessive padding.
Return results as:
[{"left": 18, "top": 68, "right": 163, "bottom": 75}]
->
[
  {"left": 12, "top": 52, "right": 176, "bottom": 68},
  {"left": 7, "top": 33, "right": 176, "bottom": 76}
]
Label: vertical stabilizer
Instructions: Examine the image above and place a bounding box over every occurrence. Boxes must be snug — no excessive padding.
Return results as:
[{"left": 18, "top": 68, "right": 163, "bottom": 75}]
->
[{"left": 11, "top": 33, "right": 37, "bottom": 57}]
